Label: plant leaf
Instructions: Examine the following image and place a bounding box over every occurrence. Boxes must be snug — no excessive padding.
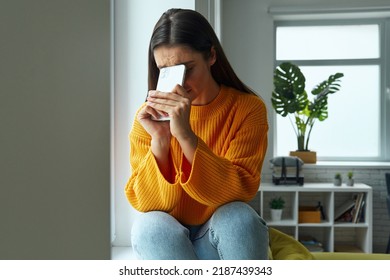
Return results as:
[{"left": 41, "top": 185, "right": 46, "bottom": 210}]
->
[
  {"left": 310, "top": 72, "right": 344, "bottom": 121},
  {"left": 271, "top": 62, "right": 308, "bottom": 117}
]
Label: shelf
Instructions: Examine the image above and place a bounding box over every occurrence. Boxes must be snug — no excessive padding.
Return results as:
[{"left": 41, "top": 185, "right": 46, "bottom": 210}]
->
[
  {"left": 334, "top": 222, "right": 369, "bottom": 228},
  {"left": 298, "top": 222, "right": 332, "bottom": 227},
  {"left": 266, "top": 219, "right": 296, "bottom": 226},
  {"left": 259, "top": 182, "right": 372, "bottom": 253}
]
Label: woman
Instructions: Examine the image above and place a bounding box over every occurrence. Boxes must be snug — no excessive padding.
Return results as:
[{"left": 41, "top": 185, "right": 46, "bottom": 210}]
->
[{"left": 125, "top": 8, "right": 269, "bottom": 260}]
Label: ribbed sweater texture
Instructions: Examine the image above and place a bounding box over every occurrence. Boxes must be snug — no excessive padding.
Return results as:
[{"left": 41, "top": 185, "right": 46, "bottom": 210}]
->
[{"left": 125, "top": 85, "right": 268, "bottom": 225}]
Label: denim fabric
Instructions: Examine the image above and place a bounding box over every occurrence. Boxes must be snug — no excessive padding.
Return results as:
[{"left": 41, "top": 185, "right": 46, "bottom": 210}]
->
[{"left": 131, "top": 201, "right": 268, "bottom": 260}]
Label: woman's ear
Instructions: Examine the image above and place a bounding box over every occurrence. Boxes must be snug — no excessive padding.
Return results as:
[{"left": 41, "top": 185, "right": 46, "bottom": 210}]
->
[{"left": 209, "top": 47, "right": 217, "bottom": 66}]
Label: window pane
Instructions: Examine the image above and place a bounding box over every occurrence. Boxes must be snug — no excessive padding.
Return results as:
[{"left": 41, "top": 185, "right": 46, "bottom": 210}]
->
[
  {"left": 276, "top": 65, "right": 380, "bottom": 158},
  {"left": 276, "top": 25, "right": 379, "bottom": 60}
]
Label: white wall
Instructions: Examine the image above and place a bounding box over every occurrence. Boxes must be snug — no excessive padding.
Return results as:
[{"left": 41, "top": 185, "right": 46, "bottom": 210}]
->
[
  {"left": 0, "top": 0, "right": 111, "bottom": 259},
  {"left": 112, "top": 0, "right": 195, "bottom": 247}
]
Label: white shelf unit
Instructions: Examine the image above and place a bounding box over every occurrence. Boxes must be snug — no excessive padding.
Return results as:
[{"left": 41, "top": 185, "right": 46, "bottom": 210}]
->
[{"left": 259, "top": 183, "right": 372, "bottom": 253}]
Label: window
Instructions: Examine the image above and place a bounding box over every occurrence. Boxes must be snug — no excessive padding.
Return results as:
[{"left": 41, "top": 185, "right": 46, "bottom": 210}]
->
[{"left": 274, "top": 19, "right": 390, "bottom": 161}]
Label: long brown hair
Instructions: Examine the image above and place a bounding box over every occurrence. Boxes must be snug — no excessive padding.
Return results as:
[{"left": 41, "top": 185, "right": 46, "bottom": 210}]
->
[{"left": 148, "top": 8, "right": 257, "bottom": 95}]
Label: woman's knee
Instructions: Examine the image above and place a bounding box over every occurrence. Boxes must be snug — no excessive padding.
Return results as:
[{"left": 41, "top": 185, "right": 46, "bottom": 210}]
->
[
  {"left": 214, "top": 201, "right": 262, "bottom": 222},
  {"left": 131, "top": 211, "right": 195, "bottom": 259},
  {"left": 211, "top": 201, "right": 267, "bottom": 233},
  {"left": 209, "top": 202, "right": 269, "bottom": 259},
  {"left": 131, "top": 211, "right": 190, "bottom": 248}
]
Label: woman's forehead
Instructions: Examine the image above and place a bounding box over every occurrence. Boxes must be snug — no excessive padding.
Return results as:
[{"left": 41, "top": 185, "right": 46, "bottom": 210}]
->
[{"left": 154, "top": 45, "right": 198, "bottom": 68}]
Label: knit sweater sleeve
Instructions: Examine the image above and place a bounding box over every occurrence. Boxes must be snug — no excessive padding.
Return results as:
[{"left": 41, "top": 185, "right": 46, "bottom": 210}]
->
[
  {"left": 124, "top": 114, "right": 182, "bottom": 212},
  {"left": 180, "top": 96, "right": 268, "bottom": 206}
]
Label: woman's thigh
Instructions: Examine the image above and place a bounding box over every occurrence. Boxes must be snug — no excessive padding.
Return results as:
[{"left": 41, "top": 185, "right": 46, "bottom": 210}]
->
[
  {"left": 131, "top": 211, "right": 198, "bottom": 260},
  {"left": 193, "top": 201, "right": 268, "bottom": 260}
]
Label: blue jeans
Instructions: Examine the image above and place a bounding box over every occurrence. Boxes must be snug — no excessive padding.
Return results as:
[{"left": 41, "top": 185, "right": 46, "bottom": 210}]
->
[{"left": 131, "top": 201, "right": 269, "bottom": 260}]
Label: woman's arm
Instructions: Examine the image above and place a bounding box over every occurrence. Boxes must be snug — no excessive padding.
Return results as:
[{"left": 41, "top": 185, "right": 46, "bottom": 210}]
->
[
  {"left": 181, "top": 99, "right": 268, "bottom": 206},
  {"left": 125, "top": 109, "right": 182, "bottom": 212}
]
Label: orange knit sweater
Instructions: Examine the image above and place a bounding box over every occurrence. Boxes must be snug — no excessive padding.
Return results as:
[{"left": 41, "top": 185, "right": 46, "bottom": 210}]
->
[{"left": 125, "top": 85, "right": 268, "bottom": 225}]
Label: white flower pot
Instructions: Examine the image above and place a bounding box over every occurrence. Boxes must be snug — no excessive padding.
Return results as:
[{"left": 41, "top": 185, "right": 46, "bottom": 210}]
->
[
  {"left": 334, "top": 178, "right": 342, "bottom": 186},
  {"left": 270, "top": 209, "right": 283, "bottom": 221}
]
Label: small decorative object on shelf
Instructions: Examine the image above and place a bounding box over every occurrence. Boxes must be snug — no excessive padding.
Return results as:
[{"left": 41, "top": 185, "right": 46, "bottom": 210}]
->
[
  {"left": 316, "top": 201, "right": 327, "bottom": 220},
  {"left": 299, "top": 206, "right": 321, "bottom": 223},
  {"left": 334, "top": 173, "right": 342, "bottom": 186},
  {"left": 346, "top": 171, "right": 354, "bottom": 186},
  {"left": 269, "top": 196, "right": 285, "bottom": 221},
  {"left": 270, "top": 156, "right": 304, "bottom": 186}
]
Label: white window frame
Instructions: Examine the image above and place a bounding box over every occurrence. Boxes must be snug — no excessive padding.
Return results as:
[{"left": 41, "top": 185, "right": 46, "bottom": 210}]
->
[{"left": 273, "top": 17, "right": 390, "bottom": 162}]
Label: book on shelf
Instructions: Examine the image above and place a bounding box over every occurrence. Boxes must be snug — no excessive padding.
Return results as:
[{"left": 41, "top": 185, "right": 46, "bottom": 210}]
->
[
  {"left": 352, "top": 193, "right": 365, "bottom": 223},
  {"left": 334, "top": 193, "right": 366, "bottom": 223},
  {"left": 356, "top": 200, "right": 365, "bottom": 223},
  {"left": 299, "top": 236, "right": 324, "bottom": 252},
  {"left": 334, "top": 199, "right": 355, "bottom": 222},
  {"left": 335, "top": 208, "right": 353, "bottom": 222}
]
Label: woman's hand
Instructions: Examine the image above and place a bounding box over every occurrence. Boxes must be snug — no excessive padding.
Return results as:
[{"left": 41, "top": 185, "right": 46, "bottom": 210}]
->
[
  {"left": 137, "top": 101, "right": 171, "bottom": 141},
  {"left": 138, "top": 95, "right": 172, "bottom": 178},
  {"left": 146, "top": 85, "right": 191, "bottom": 138},
  {"left": 146, "top": 85, "right": 198, "bottom": 163}
]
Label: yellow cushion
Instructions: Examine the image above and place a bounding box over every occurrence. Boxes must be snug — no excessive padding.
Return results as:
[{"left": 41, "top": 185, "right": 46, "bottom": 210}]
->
[
  {"left": 268, "top": 245, "right": 273, "bottom": 260},
  {"left": 269, "top": 227, "right": 315, "bottom": 260},
  {"left": 312, "top": 252, "right": 390, "bottom": 260}
]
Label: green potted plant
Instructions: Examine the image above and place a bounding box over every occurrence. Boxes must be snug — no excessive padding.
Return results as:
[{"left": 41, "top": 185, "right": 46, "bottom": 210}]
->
[
  {"left": 271, "top": 62, "right": 344, "bottom": 163},
  {"left": 269, "top": 196, "right": 285, "bottom": 221},
  {"left": 334, "top": 173, "right": 342, "bottom": 186},
  {"left": 346, "top": 171, "right": 354, "bottom": 186}
]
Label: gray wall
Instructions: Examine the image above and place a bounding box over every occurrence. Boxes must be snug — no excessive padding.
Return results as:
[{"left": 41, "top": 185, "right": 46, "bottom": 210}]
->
[{"left": 0, "top": 0, "right": 111, "bottom": 259}]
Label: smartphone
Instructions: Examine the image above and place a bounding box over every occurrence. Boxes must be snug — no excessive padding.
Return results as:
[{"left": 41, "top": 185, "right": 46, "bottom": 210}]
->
[{"left": 152, "top": 64, "right": 186, "bottom": 121}]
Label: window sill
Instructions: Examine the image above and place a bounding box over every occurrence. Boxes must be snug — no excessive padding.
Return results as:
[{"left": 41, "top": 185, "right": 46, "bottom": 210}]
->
[
  {"left": 111, "top": 246, "right": 136, "bottom": 260},
  {"left": 303, "top": 161, "right": 390, "bottom": 168}
]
